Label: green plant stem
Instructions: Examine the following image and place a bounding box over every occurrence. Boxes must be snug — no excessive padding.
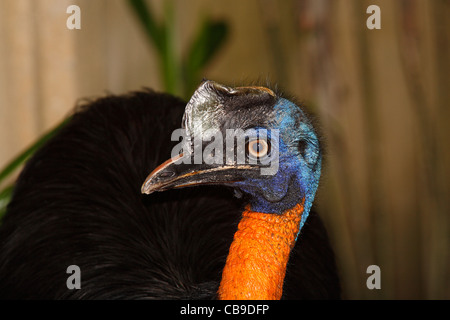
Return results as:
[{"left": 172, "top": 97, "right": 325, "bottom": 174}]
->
[
  {"left": 128, "top": 0, "right": 180, "bottom": 96},
  {"left": 0, "top": 117, "right": 71, "bottom": 219},
  {"left": 0, "top": 117, "right": 70, "bottom": 184},
  {"left": 127, "top": 0, "right": 228, "bottom": 99},
  {"left": 127, "top": 0, "right": 164, "bottom": 52},
  {"left": 0, "top": 185, "right": 14, "bottom": 221},
  {"left": 183, "top": 18, "right": 228, "bottom": 96},
  {"left": 160, "top": 0, "right": 180, "bottom": 96}
]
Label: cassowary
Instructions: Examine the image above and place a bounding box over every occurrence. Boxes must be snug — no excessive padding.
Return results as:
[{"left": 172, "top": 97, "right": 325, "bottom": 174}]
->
[{"left": 0, "top": 81, "right": 340, "bottom": 299}]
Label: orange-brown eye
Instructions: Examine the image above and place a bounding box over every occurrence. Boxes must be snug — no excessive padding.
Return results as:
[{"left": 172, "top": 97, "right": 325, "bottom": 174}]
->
[{"left": 247, "top": 139, "right": 269, "bottom": 159}]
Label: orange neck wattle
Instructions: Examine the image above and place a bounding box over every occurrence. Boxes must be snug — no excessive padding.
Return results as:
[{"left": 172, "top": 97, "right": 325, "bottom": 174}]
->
[{"left": 218, "top": 201, "right": 304, "bottom": 300}]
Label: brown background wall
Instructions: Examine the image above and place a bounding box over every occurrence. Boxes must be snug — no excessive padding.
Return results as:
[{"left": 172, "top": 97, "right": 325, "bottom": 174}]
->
[{"left": 0, "top": 0, "right": 449, "bottom": 299}]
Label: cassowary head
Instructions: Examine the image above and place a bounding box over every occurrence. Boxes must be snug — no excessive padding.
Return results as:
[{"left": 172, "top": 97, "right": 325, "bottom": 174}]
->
[
  {"left": 142, "top": 80, "right": 322, "bottom": 236},
  {"left": 143, "top": 80, "right": 323, "bottom": 299}
]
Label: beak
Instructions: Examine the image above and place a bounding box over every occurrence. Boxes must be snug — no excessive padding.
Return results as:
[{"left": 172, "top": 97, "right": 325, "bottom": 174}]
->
[{"left": 141, "top": 153, "right": 258, "bottom": 195}]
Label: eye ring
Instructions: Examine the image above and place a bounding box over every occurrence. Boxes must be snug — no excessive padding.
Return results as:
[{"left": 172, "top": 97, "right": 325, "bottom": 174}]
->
[{"left": 247, "top": 139, "right": 270, "bottom": 159}]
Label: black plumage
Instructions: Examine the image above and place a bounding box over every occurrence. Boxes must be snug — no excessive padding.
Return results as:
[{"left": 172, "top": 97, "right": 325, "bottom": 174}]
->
[{"left": 0, "top": 89, "right": 340, "bottom": 299}]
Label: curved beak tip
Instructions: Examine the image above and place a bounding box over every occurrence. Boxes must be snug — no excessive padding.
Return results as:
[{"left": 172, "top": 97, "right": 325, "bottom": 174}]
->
[
  {"left": 141, "top": 184, "right": 150, "bottom": 195},
  {"left": 141, "top": 180, "right": 153, "bottom": 195},
  {"left": 141, "top": 153, "right": 184, "bottom": 195}
]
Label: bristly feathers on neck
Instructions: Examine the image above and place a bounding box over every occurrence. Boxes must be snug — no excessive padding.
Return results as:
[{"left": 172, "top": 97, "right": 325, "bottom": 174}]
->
[{"left": 218, "top": 200, "right": 304, "bottom": 300}]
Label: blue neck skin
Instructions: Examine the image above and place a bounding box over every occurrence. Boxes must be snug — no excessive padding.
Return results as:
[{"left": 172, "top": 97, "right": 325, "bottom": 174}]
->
[{"left": 234, "top": 98, "right": 322, "bottom": 239}]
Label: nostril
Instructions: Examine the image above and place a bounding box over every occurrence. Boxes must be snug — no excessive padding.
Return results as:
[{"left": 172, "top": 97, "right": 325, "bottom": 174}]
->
[{"left": 158, "top": 171, "right": 176, "bottom": 179}]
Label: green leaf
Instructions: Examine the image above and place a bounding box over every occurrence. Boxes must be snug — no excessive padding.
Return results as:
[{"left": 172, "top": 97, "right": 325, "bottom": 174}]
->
[
  {"left": 0, "top": 184, "right": 14, "bottom": 222},
  {"left": 159, "top": 0, "right": 180, "bottom": 96},
  {"left": 0, "top": 117, "right": 70, "bottom": 222},
  {"left": 183, "top": 18, "right": 229, "bottom": 95},
  {"left": 127, "top": 0, "right": 181, "bottom": 96},
  {"left": 127, "top": 0, "right": 165, "bottom": 53},
  {"left": 127, "top": 0, "right": 229, "bottom": 98},
  {"left": 0, "top": 117, "right": 70, "bottom": 184}
]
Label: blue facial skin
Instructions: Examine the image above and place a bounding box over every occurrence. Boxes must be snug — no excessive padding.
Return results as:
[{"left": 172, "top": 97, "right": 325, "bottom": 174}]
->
[{"left": 233, "top": 98, "right": 322, "bottom": 238}]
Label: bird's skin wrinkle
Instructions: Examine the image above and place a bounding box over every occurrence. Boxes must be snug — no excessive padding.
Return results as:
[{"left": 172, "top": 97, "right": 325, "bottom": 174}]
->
[{"left": 218, "top": 200, "right": 304, "bottom": 300}]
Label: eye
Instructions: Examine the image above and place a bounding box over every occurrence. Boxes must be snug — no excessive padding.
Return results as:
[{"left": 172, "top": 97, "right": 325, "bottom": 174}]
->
[{"left": 246, "top": 139, "right": 270, "bottom": 159}]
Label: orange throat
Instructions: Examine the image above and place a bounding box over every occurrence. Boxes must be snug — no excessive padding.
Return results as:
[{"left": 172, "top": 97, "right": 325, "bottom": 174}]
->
[{"left": 218, "top": 201, "right": 304, "bottom": 300}]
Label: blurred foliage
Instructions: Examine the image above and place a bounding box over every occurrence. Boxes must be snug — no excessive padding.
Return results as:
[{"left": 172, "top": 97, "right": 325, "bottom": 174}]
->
[
  {"left": 128, "top": 0, "right": 228, "bottom": 98},
  {"left": 0, "top": 118, "right": 70, "bottom": 220},
  {"left": 0, "top": 0, "right": 229, "bottom": 221}
]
